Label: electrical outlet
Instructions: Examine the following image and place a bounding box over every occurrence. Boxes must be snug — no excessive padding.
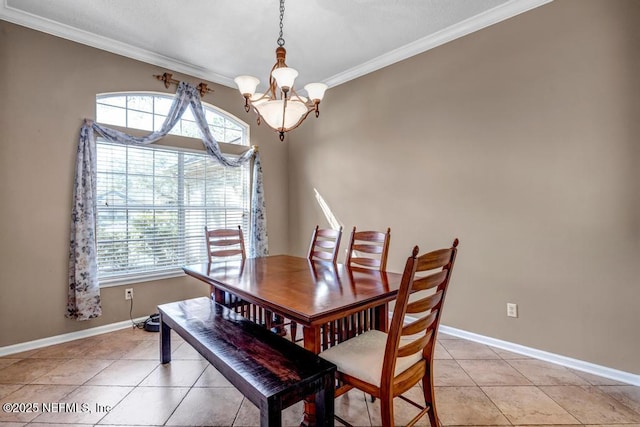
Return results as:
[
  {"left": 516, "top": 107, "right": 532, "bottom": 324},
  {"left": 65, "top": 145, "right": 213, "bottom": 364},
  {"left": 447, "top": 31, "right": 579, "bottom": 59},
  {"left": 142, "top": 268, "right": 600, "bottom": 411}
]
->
[
  {"left": 125, "top": 288, "right": 133, "bottom": 300},
  {"left": 507, "top": 303, "right": 518, "bottom": 318}
]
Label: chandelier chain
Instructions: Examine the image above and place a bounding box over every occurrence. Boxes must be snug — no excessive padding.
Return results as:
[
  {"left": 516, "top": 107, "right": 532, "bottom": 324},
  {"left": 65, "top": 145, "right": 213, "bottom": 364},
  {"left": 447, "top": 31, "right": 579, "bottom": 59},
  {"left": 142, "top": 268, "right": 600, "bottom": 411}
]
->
[{"left": 277, "top": 0, "right": 285, "bottom": 47}]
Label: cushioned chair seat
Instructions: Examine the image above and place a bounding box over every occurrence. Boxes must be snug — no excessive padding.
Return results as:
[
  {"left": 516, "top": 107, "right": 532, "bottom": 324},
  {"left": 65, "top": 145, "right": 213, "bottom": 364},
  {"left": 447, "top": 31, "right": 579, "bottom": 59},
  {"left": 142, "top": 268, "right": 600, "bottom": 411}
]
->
[{"left": 320, "top": 329, "right": 422, "bottom": 388}]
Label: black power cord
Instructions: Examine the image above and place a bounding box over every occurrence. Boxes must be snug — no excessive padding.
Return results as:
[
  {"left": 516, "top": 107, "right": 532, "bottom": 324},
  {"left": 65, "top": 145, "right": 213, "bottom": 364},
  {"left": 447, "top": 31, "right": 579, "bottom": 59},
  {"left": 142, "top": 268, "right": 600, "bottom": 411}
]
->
[
  {"left": 128, "top": 293, "right": 160, "bottom": 332},
  {"left": 129, "top": 294, "right": 145, "bottom": 329}
]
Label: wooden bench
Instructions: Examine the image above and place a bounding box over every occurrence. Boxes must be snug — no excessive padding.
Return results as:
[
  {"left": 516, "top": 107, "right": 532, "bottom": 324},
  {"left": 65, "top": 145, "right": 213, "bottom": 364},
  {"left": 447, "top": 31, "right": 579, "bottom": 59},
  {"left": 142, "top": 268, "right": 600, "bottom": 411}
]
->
[{"left": 158, "top": 297, "right": 336, "bottom": 427}]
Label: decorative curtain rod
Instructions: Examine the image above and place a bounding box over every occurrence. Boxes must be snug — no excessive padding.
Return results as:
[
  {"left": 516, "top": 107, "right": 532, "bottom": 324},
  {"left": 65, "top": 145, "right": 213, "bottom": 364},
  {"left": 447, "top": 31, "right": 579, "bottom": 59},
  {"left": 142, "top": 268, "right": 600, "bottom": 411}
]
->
[{"left": 153, "top": 72, "right": 214, "bottom": 97}]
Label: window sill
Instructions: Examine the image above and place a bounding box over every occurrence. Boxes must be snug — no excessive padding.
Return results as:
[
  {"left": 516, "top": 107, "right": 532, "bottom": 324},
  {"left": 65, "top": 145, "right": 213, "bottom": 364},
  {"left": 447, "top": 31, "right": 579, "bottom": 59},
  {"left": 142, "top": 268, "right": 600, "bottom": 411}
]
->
[{"left": 99, "top": 270, "right": 186, "bottom": 288}]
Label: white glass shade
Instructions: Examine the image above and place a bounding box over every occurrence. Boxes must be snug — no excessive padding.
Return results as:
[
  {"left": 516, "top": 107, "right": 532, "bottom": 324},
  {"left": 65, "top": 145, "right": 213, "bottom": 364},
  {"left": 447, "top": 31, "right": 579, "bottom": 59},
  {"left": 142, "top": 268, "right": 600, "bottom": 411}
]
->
[
  {"left": 234, "top": 76, "right": 260, "bottom": 96},
  {"left": 271, "top": 67, "right": 298, "bottom": 90},
  {"left": 304, "top": 83, "right": 328, "bottom": 101},
  {"left": 254, "top": 99, "right": 308, "bottom": 130}
]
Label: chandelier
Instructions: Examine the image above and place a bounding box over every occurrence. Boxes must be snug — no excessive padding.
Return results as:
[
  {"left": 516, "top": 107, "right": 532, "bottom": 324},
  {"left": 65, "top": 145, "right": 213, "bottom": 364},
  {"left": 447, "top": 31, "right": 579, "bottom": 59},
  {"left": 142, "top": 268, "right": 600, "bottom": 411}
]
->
[{"left": 234, "top": 0, "right": 328, "bottom": 141}]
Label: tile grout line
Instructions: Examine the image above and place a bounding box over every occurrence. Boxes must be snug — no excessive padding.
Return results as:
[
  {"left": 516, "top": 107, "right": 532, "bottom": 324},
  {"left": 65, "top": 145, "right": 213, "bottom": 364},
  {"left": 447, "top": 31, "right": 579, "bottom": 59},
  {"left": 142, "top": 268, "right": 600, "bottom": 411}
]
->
[
  {"left": 456, "top": 354, "right": 517, "bottom": 427},
  {"left": 230, "top": 396, "right": 246, "bottom": 427}
]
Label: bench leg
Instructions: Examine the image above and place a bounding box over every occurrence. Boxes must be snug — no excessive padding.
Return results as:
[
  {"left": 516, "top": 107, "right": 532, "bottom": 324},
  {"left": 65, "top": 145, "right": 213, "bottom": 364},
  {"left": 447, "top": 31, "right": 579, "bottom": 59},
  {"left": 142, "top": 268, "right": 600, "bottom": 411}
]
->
[
  {"left": 160, "top": 313, "right": 172, "bottom": 364},
  {"left": 261, "top": 399, "right": 282, "bottom": 427},
  {"left": 315, "top": 374, "right": 335, "bottom": 427}
]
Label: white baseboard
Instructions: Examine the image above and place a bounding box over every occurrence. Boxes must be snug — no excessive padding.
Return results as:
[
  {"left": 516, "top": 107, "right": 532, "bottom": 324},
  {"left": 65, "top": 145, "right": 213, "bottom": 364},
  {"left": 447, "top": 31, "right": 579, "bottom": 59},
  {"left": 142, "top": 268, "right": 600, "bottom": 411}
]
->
[
  {"left": 439, "top": 325, "right": 640, "bottom": 387},
  {"left": 0, "top": 317, "right": 148, "bottom": 357},
  {"left": 1, "top": 318, "right": 638, "bottom": 387}
]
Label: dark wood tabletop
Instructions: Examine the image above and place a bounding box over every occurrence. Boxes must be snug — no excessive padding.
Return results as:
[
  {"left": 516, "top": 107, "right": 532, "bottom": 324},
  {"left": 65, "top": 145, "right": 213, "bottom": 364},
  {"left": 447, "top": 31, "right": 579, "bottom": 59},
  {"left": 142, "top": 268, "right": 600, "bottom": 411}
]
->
[{"left": 183, "top": 255, "right": 403, "bottom": 348}]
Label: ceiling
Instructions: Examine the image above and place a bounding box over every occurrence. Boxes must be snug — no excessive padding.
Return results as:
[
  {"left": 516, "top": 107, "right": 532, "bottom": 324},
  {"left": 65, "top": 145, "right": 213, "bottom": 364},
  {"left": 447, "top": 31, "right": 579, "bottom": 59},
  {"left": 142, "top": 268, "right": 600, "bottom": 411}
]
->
[{"left": 1, "top": 0, "right": 551, "bottom": 94}]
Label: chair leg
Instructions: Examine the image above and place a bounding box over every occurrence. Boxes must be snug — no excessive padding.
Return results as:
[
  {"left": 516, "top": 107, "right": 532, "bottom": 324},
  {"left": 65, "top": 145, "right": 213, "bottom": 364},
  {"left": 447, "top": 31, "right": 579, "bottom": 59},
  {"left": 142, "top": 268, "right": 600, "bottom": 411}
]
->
[
  {"left": 379, "top": 392, "right": 394, "bottom": 427},
  {"left": 422, "top": 374, "right": 440, "bottom": 427},
  {"left": 290, "top": 321, "right": 297, "bottom": 342}
]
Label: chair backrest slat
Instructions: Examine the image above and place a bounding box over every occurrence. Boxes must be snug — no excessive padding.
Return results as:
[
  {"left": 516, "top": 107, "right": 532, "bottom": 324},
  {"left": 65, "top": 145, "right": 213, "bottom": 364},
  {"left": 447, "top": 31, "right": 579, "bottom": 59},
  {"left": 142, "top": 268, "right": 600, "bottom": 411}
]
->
[
  {"left": 405, "top": 290, "right": 443, "bottom": 314},
  {"left": 415, "top": 248, "right": 454, "bottom": 271},
  {"left": 310, "top": 250, "right": 336, "bottom": 261},
  {"left": 209, "top": 249, "right": 244, "bottom": 258},
  {"left": 397, "top": 330, "right": 433, "bottom": 358},
  {"left": 352, "top": 243, "right": 385, "bottom": 254},
  {"left": 412, "top": 270, "right": 448, "bottom": 292},
  {"left": 401, "top": 310, "right": 438, "bottom": 337},
  {"left": 315, "top": 240, "right": 339, "bottom": 249},
  {"left": 316, "top": 228, "right": 342, "bottom": 239},
  {"left": 208, "top": 229, "right": 244, "bottom": 238},
  {"left": 348, "top": 257, "right": 382, "bottom": 268},
  {"left": 345, "top": 227, "right": 391, "bottom": 271},
  {"left": 354, "top": 230, "right": 387, "bottom": 242},
  {"left": 209, "top": 239, "right": 242, "bottom": 247}
]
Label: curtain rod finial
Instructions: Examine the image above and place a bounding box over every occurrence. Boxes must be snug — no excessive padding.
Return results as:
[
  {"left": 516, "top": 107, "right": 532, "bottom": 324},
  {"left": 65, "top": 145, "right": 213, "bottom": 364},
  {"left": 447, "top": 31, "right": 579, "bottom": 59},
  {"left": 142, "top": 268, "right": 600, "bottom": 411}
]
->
[
  {"left": 196, "top": 82, "right": 214, "bottom": 97},
  {"left": 154, "top": 72, "right": 173, "bottom": 89}
]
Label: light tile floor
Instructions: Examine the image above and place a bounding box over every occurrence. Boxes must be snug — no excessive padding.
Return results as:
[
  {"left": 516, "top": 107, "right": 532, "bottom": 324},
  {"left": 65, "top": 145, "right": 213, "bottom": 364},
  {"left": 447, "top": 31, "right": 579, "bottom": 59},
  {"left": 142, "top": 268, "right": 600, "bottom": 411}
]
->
[{"left": 1, "top": 328, "right": 639, "bottom": 426}]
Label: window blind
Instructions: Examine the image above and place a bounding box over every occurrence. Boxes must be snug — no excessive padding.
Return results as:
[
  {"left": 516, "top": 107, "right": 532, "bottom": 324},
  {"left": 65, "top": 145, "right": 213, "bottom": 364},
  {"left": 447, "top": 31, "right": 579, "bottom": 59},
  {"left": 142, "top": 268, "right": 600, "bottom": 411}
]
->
[{"left": 96, "top": 141, "right": 250, "bottom": 282}]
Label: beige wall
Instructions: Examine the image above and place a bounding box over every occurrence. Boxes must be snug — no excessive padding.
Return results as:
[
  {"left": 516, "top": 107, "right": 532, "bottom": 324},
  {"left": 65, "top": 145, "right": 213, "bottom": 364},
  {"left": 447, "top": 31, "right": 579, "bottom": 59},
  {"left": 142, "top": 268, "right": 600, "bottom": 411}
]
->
[
  {"left": 288, "top": 0, "right": 640, "bottom": 373},
  {"left": 0, "top": 21, "right": 289, "bottom": 346},
  {"left": 1, "top": 0, "right": 639, "bottom": 375}
]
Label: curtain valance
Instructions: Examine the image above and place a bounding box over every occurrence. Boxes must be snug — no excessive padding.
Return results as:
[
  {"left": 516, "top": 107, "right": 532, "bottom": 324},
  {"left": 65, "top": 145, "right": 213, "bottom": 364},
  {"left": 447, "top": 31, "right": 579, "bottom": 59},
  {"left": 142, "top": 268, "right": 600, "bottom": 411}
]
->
[{"left": 67, "top": 82, "right": 268, "bottom": 320}]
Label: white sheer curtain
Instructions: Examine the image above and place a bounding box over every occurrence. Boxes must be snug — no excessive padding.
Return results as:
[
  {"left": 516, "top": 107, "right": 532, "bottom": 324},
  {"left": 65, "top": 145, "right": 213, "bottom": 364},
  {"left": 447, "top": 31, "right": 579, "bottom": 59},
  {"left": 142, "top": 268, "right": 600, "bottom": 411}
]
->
[{"left": 67, "top": 82, "right": 268, "bottom": 320}]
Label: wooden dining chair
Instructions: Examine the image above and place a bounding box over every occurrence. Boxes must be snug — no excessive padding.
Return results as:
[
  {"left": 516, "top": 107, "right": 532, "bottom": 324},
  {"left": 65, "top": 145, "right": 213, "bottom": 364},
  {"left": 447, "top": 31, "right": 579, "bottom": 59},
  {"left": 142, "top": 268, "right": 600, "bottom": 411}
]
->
[
  {"left": 308, "top": 225, "right": 343, "bottom": 263},
  {"left": 345, "top": 226, "right": 391, "bottom": 271},
  {"left": 288, "top": 225, "right": 344, "bottom": 342},
  {"left": 204, "top": 226, "right": 261, "bottom": 322},
  {"left": 322, "top": 227, "right": 389, "bottom": 345},
  {"left": 320, "top": 239, "right": 459, "bottom": 427}
]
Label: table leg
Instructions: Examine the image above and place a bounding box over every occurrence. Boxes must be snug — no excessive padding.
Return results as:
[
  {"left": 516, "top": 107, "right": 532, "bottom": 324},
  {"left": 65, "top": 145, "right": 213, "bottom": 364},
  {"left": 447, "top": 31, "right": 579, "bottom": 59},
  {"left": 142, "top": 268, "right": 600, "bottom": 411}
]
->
[
  {"left": 213, "top": 288, "right": 225, "bottom": 304},
  {"left": 301, "top": 326, "right": 323, "bottom": 427},
  {"left": 160, "top": 314, "right": 171, "bottom": 364},
  {"left": 302, "top": 326, "right": 321, "bottom": 353},
  {"left": 374, "top": 302, "right": 389, "bottom": 332},
  {"left": 261, "top": 398, "right": 282, "bottom": 427}
]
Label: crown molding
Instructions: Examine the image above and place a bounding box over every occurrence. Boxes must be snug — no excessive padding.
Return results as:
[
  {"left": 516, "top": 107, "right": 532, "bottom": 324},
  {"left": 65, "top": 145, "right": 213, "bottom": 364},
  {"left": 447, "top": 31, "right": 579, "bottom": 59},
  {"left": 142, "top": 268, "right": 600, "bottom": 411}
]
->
[
  {"left": 324, "top": 0, "right": 553, "bottom": 88},
  {"left": 1, "top": 0, "right": 551, "bottom": 90},
  {"left": 0, "top": 1, "right": 235, "bottom": 87}
]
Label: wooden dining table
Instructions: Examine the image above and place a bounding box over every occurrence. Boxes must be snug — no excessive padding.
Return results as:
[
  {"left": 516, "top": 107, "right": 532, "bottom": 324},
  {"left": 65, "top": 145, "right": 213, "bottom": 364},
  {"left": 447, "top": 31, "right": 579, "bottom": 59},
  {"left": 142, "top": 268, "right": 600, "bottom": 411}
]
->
[{"left": 182, "top": 254, "right": 404, "bottom": 425}]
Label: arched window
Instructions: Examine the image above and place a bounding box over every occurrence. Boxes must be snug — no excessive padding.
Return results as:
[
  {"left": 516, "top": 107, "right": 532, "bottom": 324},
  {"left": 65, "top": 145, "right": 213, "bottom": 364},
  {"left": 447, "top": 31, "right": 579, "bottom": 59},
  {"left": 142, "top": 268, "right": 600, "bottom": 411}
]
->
[
  {"left": 96, "top": 92, "right": 247, "bottom": 144},
  {"left": 95, "top": 93, "right": 250, "bottom": 284}
]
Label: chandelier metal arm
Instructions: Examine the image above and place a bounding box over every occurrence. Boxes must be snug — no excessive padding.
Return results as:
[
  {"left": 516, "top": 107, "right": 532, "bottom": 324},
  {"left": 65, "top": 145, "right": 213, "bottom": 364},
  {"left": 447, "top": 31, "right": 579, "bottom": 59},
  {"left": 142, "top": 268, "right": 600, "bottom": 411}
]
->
[{"left": 281, "top": 97, "right": 288, "bottom": 132}]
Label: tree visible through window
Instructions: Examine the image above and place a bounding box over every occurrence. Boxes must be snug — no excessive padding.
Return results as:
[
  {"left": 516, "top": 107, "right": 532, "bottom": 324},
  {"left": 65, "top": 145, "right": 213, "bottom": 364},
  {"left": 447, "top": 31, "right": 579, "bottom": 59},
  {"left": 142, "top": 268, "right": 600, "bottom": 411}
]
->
[{"left": 95, "top": 93, "right": 250, "bottom": 283}]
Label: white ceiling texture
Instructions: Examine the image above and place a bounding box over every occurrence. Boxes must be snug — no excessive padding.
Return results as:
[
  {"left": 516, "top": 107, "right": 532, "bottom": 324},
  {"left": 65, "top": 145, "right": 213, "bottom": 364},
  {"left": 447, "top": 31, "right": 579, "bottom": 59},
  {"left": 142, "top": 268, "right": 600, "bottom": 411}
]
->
[{"left": 1, "top": 0, "right": 551, "bottom": 93}]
